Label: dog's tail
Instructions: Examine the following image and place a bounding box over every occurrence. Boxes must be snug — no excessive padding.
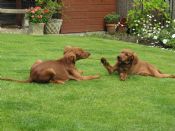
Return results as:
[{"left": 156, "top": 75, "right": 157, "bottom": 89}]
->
[{"left": 0, "top": 77, "right": 31, "bottom": 83}]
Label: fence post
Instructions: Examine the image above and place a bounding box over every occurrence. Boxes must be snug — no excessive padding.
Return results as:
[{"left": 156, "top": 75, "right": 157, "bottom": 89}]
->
[{"left": 172, "top": 0, "right": 175, "bottom": 19}]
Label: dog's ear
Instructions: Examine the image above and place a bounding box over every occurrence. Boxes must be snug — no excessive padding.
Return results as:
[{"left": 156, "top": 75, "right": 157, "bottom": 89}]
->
[
  {"left": 64, "top": 46, "right": 72, "bottom": 54},
  {"left": 132, "top": 53, "right": 138, "bottom": 65},
  {"left": 65, "top": 53, "right": 76, "bottom": 64}
]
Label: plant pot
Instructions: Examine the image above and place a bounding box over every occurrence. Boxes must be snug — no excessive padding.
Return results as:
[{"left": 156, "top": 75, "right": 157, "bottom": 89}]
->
[
  {"left": 28, "top": 23, "right": 45, "bottom": 35},
  {"left": 45, "top": 19, "right": 63, "bottom": 34},
  {"left": 106, "top": 24, "right": 116, "bottom": 35}
]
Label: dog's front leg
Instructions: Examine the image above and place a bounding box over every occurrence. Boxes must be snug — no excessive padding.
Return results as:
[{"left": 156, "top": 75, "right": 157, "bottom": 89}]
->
[
  {"left": 119, "top": 72, "right": 128, "bottom": 81},
  {"left": 101, "top": 57, "right": 118, "bottom": 74},
  {"left": 50, "top": 80, "right": 65, "bottom": 84},
  {"left": 69, "top": 70, "right": 100, "bottom": 81}
]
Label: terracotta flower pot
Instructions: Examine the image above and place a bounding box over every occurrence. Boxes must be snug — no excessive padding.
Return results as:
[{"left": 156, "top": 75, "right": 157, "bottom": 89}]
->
[{"left": 106, "top": 24, "right": 116, "bottom": 35}]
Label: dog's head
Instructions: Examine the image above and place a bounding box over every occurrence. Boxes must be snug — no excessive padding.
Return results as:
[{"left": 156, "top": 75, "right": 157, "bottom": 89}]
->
[
  {"left": 117, "top": 49, "right": 138, "bottom": 65},
  {"left": 64, "top": 46, "right": 91, "bottom": 61}
]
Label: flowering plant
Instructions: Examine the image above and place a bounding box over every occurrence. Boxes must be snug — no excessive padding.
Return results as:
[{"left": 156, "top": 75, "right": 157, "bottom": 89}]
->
[
  {"left": 127, "top": 0, "right": 175, "bottom": 49},
  {"left": 127, "top": 0, "right": 170, "bottom": 35},
  {"left": 159, "top": 20, "right": 175, "bottom": 48},
  {"left": 27, "top": 6, "right": 50, "bottom": 23},
  {"left": 35, "top": 0, "right": 63, "bottom": 19}
]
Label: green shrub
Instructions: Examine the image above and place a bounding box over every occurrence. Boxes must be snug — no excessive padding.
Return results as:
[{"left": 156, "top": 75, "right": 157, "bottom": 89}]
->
[
  {"left": 127, "top": 0, "right": 175, "bottom": 48},
  {"left": 158, "top": 20, "right": 175, "bottom": 48},
  {"left": 167, "top": 39, "right": 175, "bottom": 49},
  {"left": 104, "top": 12, "right": 120, "bottom": 24}
]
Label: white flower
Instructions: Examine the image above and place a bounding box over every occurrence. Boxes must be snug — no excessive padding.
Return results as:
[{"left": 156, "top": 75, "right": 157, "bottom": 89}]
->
[
  {"left": 162, "top": 39, "right": 169, "bottom": 44},
  {"left": 172, "top": 34, "right": 175, "bottom": 38},
  {"left": 153, "top": 36, "right": 158, "bottom": 40},
  {"left": 173, "top": 19, "right": 175, "bottom": 22}
]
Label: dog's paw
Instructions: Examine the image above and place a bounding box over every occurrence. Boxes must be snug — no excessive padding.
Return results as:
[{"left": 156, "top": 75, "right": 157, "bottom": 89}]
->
[
  {"left": 101, "top": 57, "right": 109, "bottom": 65},
  {"left": 93, "top": 75, "right": 100, "bottom": 79},
  {"left": 78, "top": 70, "right": 84, "bottom": 74},
  {"left": 120, "top": 77, "right": 126, "bottom": 81},
  {"left": 119, "top": 73, "right": 127, "bottom": 81}
]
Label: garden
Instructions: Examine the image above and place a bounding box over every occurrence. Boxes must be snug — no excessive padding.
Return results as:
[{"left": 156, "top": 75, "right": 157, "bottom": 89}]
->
[
  {"left": 0, "top": 0, "right": 175, "bottom": 130},
  {"left": 0, "top": 34, "right": 175, "bottom": 130},
  {"left": 104, "top": 0, "right": 175, "bottom": 49}
]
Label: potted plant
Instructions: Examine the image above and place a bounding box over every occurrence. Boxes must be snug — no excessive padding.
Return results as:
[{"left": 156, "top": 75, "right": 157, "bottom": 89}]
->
[
  {"left": 26, "top": 6, "right": 50, "bottom": 35},
  {"left": 117, "top": 18, "right": 127, "bottom": 33},
  {"left": 36, "top": 0, "right": 63, "bottom": 34},
  {"left": 104, "top": 12, "right": 120, "bottom": 35}
]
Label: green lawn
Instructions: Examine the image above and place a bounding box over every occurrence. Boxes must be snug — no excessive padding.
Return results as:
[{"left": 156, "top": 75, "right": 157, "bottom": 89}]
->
[{"left": 0, "top": 34, "right": 175, "bottom": 131}]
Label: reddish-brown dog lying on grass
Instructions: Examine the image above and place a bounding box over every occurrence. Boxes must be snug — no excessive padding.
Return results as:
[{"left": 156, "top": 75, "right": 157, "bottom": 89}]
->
[
  {"left": 101, "top": 49, "right": 175, "bottom": 80},
  {"left": 0, "top": 46, "right": 100, "bottom": 84}
]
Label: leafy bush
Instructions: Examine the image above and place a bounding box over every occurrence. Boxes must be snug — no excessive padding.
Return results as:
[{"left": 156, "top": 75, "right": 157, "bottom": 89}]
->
[
  {"left": 159, "top": 20, "right": 175, "bottom": 48},
  {"left": 127, "top": 0, "right": 175, "bottom": 48},
  {"left": 104, "top": 12, "right": 120, "bottom": 24}
]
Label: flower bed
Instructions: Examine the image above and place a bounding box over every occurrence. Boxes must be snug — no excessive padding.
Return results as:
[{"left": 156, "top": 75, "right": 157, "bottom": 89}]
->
[{"left": 127, "top": 0, "right": 175, "bottom": 49}]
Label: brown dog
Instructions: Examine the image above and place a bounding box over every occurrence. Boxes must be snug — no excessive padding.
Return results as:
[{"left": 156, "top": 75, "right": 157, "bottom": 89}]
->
[
  {"left": 101, "top": 49, "right": 175, "bottom": 80},
  {"left": 0, "top": 46, "right": 100, "bottom": 84}
]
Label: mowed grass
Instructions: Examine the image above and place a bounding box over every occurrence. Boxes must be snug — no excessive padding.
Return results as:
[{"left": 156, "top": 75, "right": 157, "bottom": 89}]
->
[{"left": 0, "top": 34, "right": 175, "bottom": 131}]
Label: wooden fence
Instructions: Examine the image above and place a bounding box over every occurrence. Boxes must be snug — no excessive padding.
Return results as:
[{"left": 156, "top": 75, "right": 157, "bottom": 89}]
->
[
  {"left": 116, "top": 0, "right": 175, "bottom": 19},
  {"left": 166, "top": 0, "right": 175, "bottom": 19}
]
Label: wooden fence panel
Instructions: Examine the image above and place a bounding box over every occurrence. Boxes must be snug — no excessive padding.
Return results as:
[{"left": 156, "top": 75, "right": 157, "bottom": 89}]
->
[
  {"left": 117, "top": 0, "right": 174, "bottom": 19},
  {"left": 116, "top": 0, "right": 133, "bottom": 18},
  {"left": 169, "top": 0, "right": 175, "bottom": 19}
]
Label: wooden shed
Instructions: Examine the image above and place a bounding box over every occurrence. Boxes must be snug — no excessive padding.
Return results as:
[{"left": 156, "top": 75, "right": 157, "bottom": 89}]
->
[{"left": 61, "top": 0, "right": 116, "bottom": 33}]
